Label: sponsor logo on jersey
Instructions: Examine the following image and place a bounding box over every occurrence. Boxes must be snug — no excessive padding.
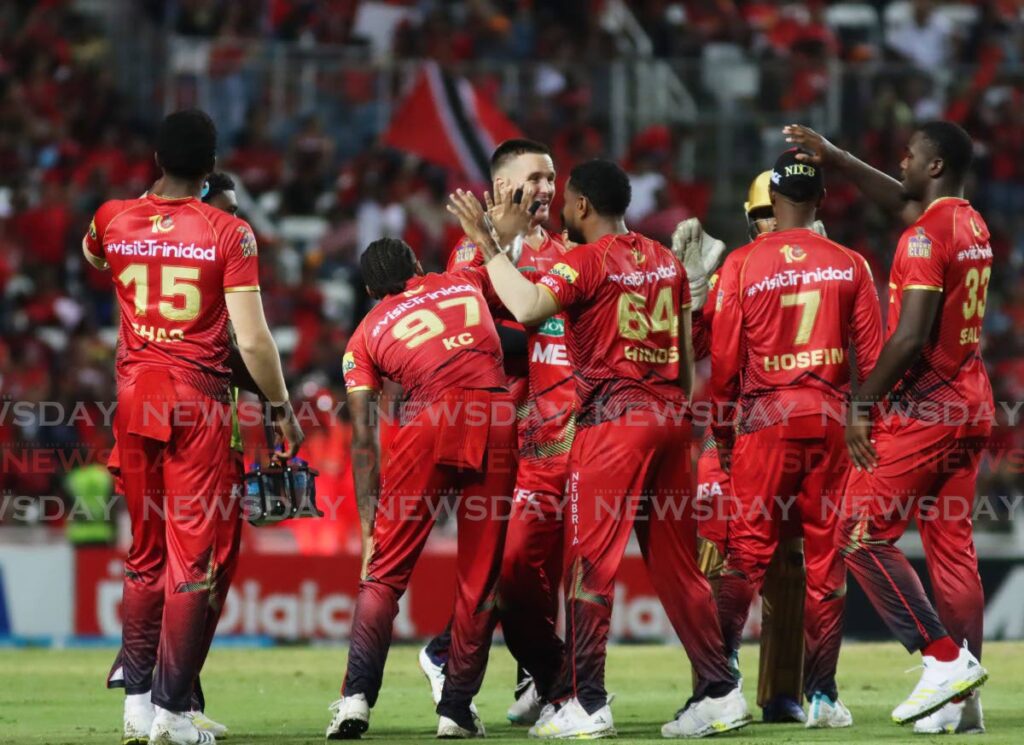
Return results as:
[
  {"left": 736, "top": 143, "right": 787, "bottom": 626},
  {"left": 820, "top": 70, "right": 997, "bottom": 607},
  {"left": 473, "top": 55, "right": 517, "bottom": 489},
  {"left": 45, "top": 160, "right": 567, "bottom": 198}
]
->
[
  {"left": 342, "top": 352, "right": 356, "bottom": 374},
  {"left": 237, "top": 225, "right": 258, "bottom": 257},
  {"left": 780, "top": 244, "right": 807, "bottom": 263},
  {"left": 746, "top": 266, "right": 854, "bottom": 297},
  {"left": 105, "top": 239, "right": 216, "bottom": 261},
  {"left": 957, "top": 245, "right": 994, "bottom": 262},
  {"left": 371, "top": 284, "right": 477, "bottom": 337},
  {"left": 538, "top": 317, "right": 565, "bottom": 337},
  {"left": 149, "top": 215, "right": 175, "bottom": 234},
  {"left": 907, "top": 228, "right": 932, "bottom": 258},
  {"left": 608, "top": 263, "right": 678, "bottom": 287},
  {"left": 549, "top": 263, "right": 579, "bottom": 284},
  {"left": 716, "top": 288, "right": 724, "bottom": 311},
  {"left": 708, "top": 272, "right": 719, "bottom": 290}
]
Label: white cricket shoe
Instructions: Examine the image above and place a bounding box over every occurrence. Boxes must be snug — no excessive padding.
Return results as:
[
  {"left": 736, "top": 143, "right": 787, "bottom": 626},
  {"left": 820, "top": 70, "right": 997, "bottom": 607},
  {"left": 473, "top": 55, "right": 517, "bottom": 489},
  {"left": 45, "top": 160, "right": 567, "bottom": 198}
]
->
[
  {"left": 437, "top": 708, "right": 485, "bottom": 739},
  {"left": 529, "top": 702, "right": 559, "bottom": 736},
  {"left": 529, "top": 698, "right": 615, "bottom": 739},
  {"left": 419, "top": 646, "right": 446, "bottom": 705},
  {"left": 892, "top": 647, "right": 988, "bottom": 725},
  {"left": 508, "top": 680, "right": 544, "bottom": 725},
  {"left": 123, "top": 691, "right": 155, "bottom": 744},
  {"left": 326, "top": 694, "right": 370, "bottom": 740},
  {"left": 805, "top": 693, "right": 853, "bottom": 729},
  {"left": 189, "top": 711, "right": 228, "bottom": 739},
  {"left": 149, "top": 706, "right": 215, "bottom": 745},
  {"left": 913, "top": 690, "right": 984, "bottom": 735},
  {"left": 661, "top": 686, "right": 751, "bottom": 738},
  {"left": 959, "top": 691, "right": 985, "bottom": 734}
]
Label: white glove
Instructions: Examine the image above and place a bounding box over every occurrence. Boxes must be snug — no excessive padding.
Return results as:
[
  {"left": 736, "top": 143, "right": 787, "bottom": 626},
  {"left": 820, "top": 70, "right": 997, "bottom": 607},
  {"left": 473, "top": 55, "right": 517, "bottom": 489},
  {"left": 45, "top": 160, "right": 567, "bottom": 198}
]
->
[
  {"left": 671, "top": 217, "right": 726, "bottom": 311},
  {"left": 811, "top": 219, "right": 827, "bottom": 238}
]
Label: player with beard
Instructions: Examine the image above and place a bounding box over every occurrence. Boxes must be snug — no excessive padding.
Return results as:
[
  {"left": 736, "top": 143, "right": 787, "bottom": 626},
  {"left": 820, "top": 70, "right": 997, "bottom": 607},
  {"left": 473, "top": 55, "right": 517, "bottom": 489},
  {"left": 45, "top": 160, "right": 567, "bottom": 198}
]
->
[
  {"left": 448, "top": 160, "right": 749, "bottom": 739},
  {"left": 418, "top": 139, "right": 574, "bottom": 725},
  {"left": 784, "top": 122, "right": 992, "bottom": 729}
]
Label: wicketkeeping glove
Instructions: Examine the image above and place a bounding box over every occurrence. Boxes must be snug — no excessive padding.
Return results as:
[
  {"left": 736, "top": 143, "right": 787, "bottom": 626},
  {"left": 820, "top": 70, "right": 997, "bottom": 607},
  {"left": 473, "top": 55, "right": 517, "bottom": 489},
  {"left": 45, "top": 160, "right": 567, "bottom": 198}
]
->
[{"left": 671, "top": 217, "right": 726, "bottom": 311}]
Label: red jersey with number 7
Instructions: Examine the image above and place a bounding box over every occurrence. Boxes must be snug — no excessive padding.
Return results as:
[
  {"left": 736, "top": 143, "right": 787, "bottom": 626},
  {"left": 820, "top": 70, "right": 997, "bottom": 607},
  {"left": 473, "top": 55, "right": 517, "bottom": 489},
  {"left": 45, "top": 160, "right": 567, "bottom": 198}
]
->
[
  {"left": 342, "top": 270, "right": 505, "bottom": 405},
  {"left": 83, "top": 194, "right": 261, "bottom": 401},
  {"left": 710, "top": 228, "right": 882, "bottom": 436},
  {"left": 886, "top": 197, "right": 994, "bottom": 432},
  {"left": 537, "top": 231, "right": 691, "bottom": 427}
]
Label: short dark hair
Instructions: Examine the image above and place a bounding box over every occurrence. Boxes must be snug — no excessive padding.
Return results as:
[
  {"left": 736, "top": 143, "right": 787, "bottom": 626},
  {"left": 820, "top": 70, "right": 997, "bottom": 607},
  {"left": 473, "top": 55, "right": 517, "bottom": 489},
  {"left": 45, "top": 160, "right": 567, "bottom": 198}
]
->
[
  {"left": 361, "top": 238, "right": 418, "bottom": 296},
  {"left": 916, "top": 121, "right": 974, "bottom": 181},
  {"left": 156, "top": 109, "right": 217, "bottom": 180},
  {"left": 567, "top": 159, "right": 632, "bottom": 217},
  {"left": 203, "top": 172, "right": 235, "bottom": 202},
  {"left": 490, "top": 139, "right": 551, "bottom": 176}
]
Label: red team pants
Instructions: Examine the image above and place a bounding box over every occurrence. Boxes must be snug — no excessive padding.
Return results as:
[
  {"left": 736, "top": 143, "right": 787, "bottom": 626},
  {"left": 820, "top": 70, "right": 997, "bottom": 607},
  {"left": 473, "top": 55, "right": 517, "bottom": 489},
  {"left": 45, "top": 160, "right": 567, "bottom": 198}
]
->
[
  {"left": 840, "top": 418, "right": 986, "bottom": 659},
  {"left": 497, "top": 455, "right": 567, "bottom": 699},
  {"left": 117, "top": 375, "right": 241, "bottom": 713},
  {"left": 342, "top": 394, "right": 517, "bottom": 723},
  {"left": 563, "top": 410, "right": 735, "bottom": 714},
  {"left": 716, "top": 421, "right": 847, "bottom": 701}
]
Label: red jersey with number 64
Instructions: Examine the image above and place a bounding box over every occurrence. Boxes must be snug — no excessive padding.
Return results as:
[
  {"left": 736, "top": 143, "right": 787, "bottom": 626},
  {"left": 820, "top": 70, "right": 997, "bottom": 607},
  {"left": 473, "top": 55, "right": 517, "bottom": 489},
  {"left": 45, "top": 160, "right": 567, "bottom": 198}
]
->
[
  {"left": 886, "top": 197, "right": 994, "bottom": 432},
  {"left": 83, "top": 194, "right": 261, "bottom": 400},
  {"left": 538, "top": 232, "right": 691, "bottom": 427},
  {"left": 342, "top": 271, "right": 505, "bottom": 405}
]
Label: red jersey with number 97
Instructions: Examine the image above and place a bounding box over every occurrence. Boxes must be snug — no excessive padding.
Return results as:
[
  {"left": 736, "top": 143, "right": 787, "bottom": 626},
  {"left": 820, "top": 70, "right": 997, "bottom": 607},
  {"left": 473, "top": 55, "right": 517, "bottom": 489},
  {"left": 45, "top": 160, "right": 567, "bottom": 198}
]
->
[
  {"left": 537, "top": 232, "right": 691, "bottom": 427},
  {"left": 342, "top": 270, "right": 505, "bottom": 405},
  {"left": 886, "top": 197, "right": 994, "bottom": 432},
  {"left": 83, "top": 194, "right": 260, "bottom": 400}
]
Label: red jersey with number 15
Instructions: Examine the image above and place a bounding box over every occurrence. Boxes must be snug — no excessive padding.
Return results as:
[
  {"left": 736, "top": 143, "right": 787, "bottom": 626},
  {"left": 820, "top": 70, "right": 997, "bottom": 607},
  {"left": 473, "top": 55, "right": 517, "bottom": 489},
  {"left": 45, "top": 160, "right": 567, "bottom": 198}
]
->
[
  {"left": 342, "top": 271, "right": 505, "bottom": 406},
  {"left": 83, "top": 194, "right": 261, "bottom": 401},
  {"left": 886, "top": 197, "right": 994, "bottom": 432},
  {"left": 538, "top": 232, "right": 691, "bottom": 427}
]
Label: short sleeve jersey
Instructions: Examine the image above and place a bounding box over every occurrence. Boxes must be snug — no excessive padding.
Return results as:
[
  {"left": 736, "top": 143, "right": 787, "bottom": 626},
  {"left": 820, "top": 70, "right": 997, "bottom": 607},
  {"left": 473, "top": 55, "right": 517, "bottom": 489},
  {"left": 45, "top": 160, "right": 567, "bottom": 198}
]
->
[
  {"left": 537, "top": 232, "right": 691, "bottom": 426},
  {"left": 448, "top": 231, "right": 577, "bottom": 458},
  {"left": 886, "top": 197, "right": 994, "bottom": 430},
  {"left": 710, "top": 228, "right": 882, "bottom": 434},
  {"left": 342, "top": 271, "right": 505, "bottom": 405},
  {"left": 83, "top": 194, "right": 260, "bottom": 400}
]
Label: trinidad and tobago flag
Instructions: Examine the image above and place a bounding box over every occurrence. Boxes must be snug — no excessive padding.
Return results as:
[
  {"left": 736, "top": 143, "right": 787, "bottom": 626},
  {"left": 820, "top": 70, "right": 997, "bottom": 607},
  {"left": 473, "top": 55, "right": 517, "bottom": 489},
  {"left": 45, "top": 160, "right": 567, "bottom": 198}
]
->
[{"left": 382, "top": 62, "right": 522, "bottom": 182}]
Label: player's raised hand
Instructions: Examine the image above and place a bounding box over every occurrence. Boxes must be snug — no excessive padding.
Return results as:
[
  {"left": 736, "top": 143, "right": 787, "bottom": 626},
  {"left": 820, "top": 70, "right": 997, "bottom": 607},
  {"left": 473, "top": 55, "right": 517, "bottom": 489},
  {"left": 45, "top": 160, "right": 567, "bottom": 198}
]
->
[
  {"left": 783, "top": 124, "right": 841, "bottom": 166},
  {"left": 488, "top": 180, "right": 536, "bottom": 247},
  {"left": 447, "top": 189, "right": 495, "bottom": 257}
]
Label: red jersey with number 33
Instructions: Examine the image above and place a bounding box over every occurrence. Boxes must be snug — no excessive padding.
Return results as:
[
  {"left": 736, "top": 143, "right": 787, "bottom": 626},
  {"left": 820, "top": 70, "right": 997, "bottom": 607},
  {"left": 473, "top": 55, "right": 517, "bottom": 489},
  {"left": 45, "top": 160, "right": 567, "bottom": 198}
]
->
[
  {"left": 342, "top": 271, "right": 505, "bottom": 405},
  {"left": 538, "top": 232, "right": 691, "bottom": 427},
  {"left": 710, "top": 228, "right": 882, "bottom": 435},
  {"left": 886, "top": 197, "right": 994, "bottom": 431},
  {"left": 83, "top": 194, "right": 260, "bottom": 400}
]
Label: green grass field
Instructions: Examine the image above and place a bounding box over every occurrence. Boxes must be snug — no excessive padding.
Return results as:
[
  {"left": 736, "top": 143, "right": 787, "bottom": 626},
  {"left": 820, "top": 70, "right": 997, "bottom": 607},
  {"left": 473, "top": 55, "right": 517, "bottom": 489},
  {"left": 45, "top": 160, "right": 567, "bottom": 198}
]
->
[{"left": 2, "top": 642, "right": 1021, "bottom": 744}]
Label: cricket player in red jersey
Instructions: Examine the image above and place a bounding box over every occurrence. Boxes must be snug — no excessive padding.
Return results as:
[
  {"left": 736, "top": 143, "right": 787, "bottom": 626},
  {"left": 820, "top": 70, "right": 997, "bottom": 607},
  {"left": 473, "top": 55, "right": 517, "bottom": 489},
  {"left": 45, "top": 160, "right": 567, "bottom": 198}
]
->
[
  {"left": 710, "top": 149, "right": 883, "bottom": 729},
  {"left": 785, "top": 121, "right": 992, "bottom": 730},
  {"left": 82, "top": 110, "right": 303, "bottom": 745},
  {"left": 419, "top": 140, "right": 574, "bottom": 724},
  {"left": 447, "top": 160, "right": 749, "bottom": 740},
  {"left": 104, "top": 171, "right": 244, "bottom": 741},
  {"left": 327, "top": 238, "right": 517, "bottom": 739}
]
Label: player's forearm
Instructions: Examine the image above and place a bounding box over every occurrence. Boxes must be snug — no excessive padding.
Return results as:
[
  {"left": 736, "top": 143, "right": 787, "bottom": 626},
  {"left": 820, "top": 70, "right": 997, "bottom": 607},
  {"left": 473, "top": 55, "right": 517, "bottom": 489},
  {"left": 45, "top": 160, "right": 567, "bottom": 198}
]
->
[
  {"left": 852, "top": 332, "right": 923, "bottom": 406},
  {"left": 351, "top": 439, "right": 380, "bottom": 530},
  {"left": 235, "top": 330, "right": 290, "bottom": 404},
  {"left": 833, "top": 149, "right": 913, "bottom": 222},
  {"left": 486, "top": 253, "right": 554, "bottom": 325}
]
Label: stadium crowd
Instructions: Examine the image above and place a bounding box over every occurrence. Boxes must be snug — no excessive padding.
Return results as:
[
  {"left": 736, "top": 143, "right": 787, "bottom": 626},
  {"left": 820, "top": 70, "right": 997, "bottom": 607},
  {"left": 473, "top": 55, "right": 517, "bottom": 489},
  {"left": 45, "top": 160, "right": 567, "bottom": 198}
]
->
[{"left": 0, "top": 0, "right": 1021, "bottom": 542}]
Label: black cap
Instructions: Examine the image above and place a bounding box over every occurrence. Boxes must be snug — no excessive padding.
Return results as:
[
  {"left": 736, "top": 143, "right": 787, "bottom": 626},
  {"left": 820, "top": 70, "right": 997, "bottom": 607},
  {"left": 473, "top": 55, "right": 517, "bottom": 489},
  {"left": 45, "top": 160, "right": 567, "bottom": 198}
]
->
[{"left": 770, "top": 148, "right": 824, "bottom": 203}]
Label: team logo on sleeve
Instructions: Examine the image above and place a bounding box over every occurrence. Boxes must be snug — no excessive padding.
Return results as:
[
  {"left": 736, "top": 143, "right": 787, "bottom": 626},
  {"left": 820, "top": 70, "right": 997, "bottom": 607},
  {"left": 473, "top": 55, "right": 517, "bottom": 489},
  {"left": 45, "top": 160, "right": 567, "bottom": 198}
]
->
[
  {"left": 708, "top": 272, "right": 719, "bottom": 290},
  {"left": 237, "top": 226, "right": 258, "bottom": 257},
  {"left": 907, "top": 228, "right": 931, "bottom": 258},
  {"left": 149, "top": 215, "right": 175, "bottom": 234},
  {"left": 780, "top": 244, "right": 807, "bottom": 263},
  {"left": 455, "top": 240, "right": 478, "bottom": 263},
  {"left": 549, "top": 263, "right": 579, "bottom": 284},
  {"left": 970, "top": 216, "right": 983, "bottom": 239},
  {"left": 88, "top": 219, "right": 97, "bottom": 241},
  {"left": 715, "top": 289, "right": 724, "bottom": 311},
  {"left": 342, "top": 352, "right": 356, "bottom": 374}
]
